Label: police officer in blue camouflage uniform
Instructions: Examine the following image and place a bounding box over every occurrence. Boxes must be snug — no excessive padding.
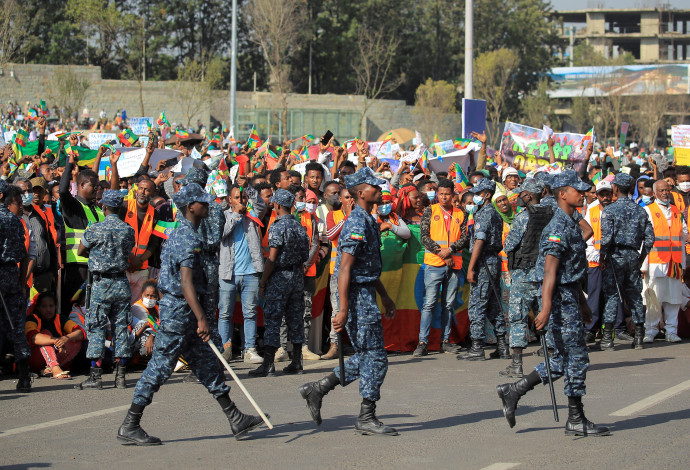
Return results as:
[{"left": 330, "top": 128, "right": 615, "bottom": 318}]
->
[
  {"left": 458, "top": 178, "right": 508, "bottom": 361},
  {"left": 299, "top": 167, "right": 398, "bottom": 436},
  {"left": 117, "top": 183, "right": 264, "bottom": 446},
  {"left": 250, "top": 189, "right": 309, "bottom": 377},
  {"left": 76, "top": 190, "right": 135, "bottom": 390},
  {"left": 0, "top": 182, "right": 32, "bottom": 392},
  {"left": 501, "top": 178, "right": 552, "bottom": 378},
  {"left": 178, "top": 167, "right": 225, "bottom": 383},
  {"left": 600, "top": 172, "right": 655, "bottom": 350},
  {"left": 497, "top": 170, "right": 610, "bottom": 437}
]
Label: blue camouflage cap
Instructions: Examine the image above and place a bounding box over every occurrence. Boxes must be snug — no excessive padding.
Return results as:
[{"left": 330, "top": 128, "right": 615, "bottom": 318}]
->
[
  {"left": 613, "top": 172, "right": 634, "bottom": 189},
  {"left": 551, "top": 170, "right": 591, "bottom": 191},
  {"left": 101, "top": 189, "right": 125, "bottom": 208},
  {"left": 180, "top": 167, "right": 208, "bottom": 186},
  {"left": 468, "top": 177, "right": 496, "bottom": 194},
  {"left": 344, "top": 167, "right": 386, "bottom": 189},
  {"left": 516, "top": 178, "right": 544, "bottom": 195},
  {"left": 270, "top": 188, "right": 295, "bottom": 208},
  {"left": 172, "top": 182, "right": 213, "bottom": 208},
  {"left": 534, "top": 171, "right": 554, "bottom": 188},
  {"left": 0, "top": 179, "right": 8, "bottom": 195}
]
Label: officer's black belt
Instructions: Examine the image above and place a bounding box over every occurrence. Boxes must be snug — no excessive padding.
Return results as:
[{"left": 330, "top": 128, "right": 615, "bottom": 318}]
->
[{"left": 93, "top": 271, "right": 126, "bottom": 279}]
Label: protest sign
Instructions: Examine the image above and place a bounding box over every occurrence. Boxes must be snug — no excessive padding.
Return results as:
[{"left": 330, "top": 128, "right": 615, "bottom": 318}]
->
[
  {"left": 116, "top": 147, "right": 147, "bottom": 177},
  {"left": 675, "top": 147, "right": 690, "bottom": 166},
  {"left": 462, "top": 99, "right": 487, "bottom": 139},
  {"left": 499, "top": 121, "right": 588, "bottom": 172},
  {"left": 5, "top": 132, "right": 16, "bottom": 144},
  {"left": 671, "top": 125, "right": 690, "bottom": 148},
  {"left": 427, "top": 148, "right": 473, "bottom": 175},
  {"left": 433, "top": 140, "right": 455, "bottom": 155},
  {"left": 88, "top": 133, "right": 117, "bottom": 150},
  {"left": 128, "top": 117, "right": 154, "bottom": 136}
]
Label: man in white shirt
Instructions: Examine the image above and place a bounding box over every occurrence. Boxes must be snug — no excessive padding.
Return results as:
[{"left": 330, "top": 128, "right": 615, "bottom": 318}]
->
[{"left": 641, "top": 180, "right": 687, "bottom": 343}]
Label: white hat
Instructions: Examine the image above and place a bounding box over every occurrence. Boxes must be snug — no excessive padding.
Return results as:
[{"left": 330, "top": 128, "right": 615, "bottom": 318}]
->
[
  {"left": 502, "top": 167, "right": 519, "bottom": 182},
  {"left": 595, "top": 180, "right": 612, "bottom": 193},
  {"left": 412, "top": 173, "right": 426, "bottom": 183}
]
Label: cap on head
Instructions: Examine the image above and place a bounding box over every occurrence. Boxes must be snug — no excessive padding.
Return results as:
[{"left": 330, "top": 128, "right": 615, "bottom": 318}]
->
[
  {"left": 613, "top": 173, "right": 634, "bottom": 190},
  {"left": 516, "top": 178, "right": 544, "bottom": 195},
  {"left": 595, "top": 181, "right": 613, "bottom": 193},
  {"left": 270, "top": 188, "right": 295, "bottom": 208},
  {"left": 30, "top": 177, "right": 47, "bottom": 191},
  {"left": 172, "top": 182, "right": 213, "bottom": 208},
  {"left": 101, "top": 189, "right": 125, "bottom": 209},
  {"left": 502, "top": 167, "right": 519, "bottom": 182},
  {"left": 551, "top": 170, "right": 591, "bottom": 191},
  {"left": 468, "top": 178, "right": 496, "bottom": 194},
  {"left": 180, "top": 167, "right": 208, "bottom": 186},
  {"left": 344, "top": 167, "right": 386, "bottom": 190},
  {"left": 534, "top": 172, "right": 554, "bottom": 188}
]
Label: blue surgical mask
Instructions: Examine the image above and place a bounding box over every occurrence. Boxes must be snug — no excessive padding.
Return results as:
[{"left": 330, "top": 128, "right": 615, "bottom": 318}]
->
[
  {"left": 120, "top": 189, "right": 129, "bottom": 196},
  {"left": 294, "top": 201, "right": 306, "bottom": 212},
  {"left": 377, "top": 203, "right": 392, "bottom": 216},
  {"left": 21, "top": 193, "right": 33, "bottom": 206},
  {"left": 426, "top": 191, "right": 436, "bottom": 201},
  {"left": 465, "top": 204, "right": 477, "bottom": 215},
  {"left": 473, "top": 195, "right": 484, "bottom": 205},
  {"left": 657, "top": 198, "right": 670, "bottom": 206},
  {"left": 641, "top": 195, "right": 653, "bottom": 205}
]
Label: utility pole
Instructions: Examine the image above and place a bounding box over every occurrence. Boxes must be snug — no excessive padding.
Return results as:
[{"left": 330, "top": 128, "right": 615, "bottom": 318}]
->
[
  {"left": 569, "top": 26, "right": 574, "bottom": 67},
  {"left": 464, "top": 0, "right": 473, "bottom": 99},
  {"left": 229, "top": 0, "right": 238, "bottom": 138}
]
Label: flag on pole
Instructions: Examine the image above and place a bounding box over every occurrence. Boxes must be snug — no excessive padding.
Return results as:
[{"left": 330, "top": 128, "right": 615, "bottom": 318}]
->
[
  {"left": 118, "top": 128, "right": 139, "bottom": 147},
  {"left": 381, "top": 131, "right": 394, "bottom": 146},
  {"left": 146, "top": 119, "right": 152, "bottom": 132},
  {"left": 619, "top": 122, "right": 629, "bottom": 149},
  {"left": 433, "top": 133, "right": 440, "bottom": 143},
  {"left": 175, "top": 129, "right": 189, "bottom": 139},
  {"left": 157, "top": 110, "right": 170, "bottom": 127},
  {"left": 419, "top": 149, "right": 429, "bottom": 174},
  {"left": 302, "top": 134, "right": 315, "bottom": 142},
  {"left": 28, "top": 109, "right": 38, "bottom": 120},
  {"left": 14, "top": 128, "right": 28, "bottom": 147},
  {"left": 39, "top": 100, "right": 48, "bottom": 116},
  {"left": 247, "top": 125, "right": 261, "bottom": 149},
  {"left": 454, "top": 163, "right": 469, "bottom": 190},
  {"left": 579, "top": 128, "right": 594, "bottom": 150},
  {"left": 246, "top": 200, "right": 264, "bottom": 227}
]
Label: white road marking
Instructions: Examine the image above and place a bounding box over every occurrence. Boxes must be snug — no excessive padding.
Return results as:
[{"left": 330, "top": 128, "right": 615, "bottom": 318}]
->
[
  {"left": 0, "top": 404, "right": 132, "bottom": 438},
  {"left": 610, "top": 379, "right": 690, "bottom": 417},
  {"left": 479, "top": 463, "right": 521, "bottom": 470}
]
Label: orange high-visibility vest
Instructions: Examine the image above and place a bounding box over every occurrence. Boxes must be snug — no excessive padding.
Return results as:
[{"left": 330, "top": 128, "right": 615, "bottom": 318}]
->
[
  {"left": 423, "top": 204, "right": 464, "bottom": 270},
  {"left": 29, "top": 313, "right": 64, "bottom": 337},
  {"left": 671, "top": 192, "right": 689, "bottom": 254},
  {"left": 499, "top": 222, "right": 510, "bottom": 273},
  {"left": 647, "top": 202, "right": 683, "bottom": 264},
  {"left": 32, "top": 204, "right": 58, "bottom": 245},
  {"left": 21, "top": 218, "right": 32, "bottom": 289},
  {"left": 588, "top": 204, "right": 602, "bottom": 268},
  {"left": 329, "top": 210, "right": 345, "bottom": 275},
  {"left": 124, "top": 199, "right": 155, "bottom": 270},
  {"left": 300, "top": 212, "right": 317, "bottom": 277},
  {"left": 261, "top": 211, "right": 277, "bottom": 259}
]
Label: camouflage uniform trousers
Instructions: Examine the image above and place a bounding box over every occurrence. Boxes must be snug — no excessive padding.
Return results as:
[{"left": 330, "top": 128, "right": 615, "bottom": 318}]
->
[
  {"left": 468, "top": 256, "right": 507, "bottom": 341},
  {"left": 333, "top": 283, "right": 388, "bottom": 402},
  {"left": 534, "top": 283, "right": 589, "bottom": 397},
  {"left": 86, "top": 276, "right": 132, "bottom": 360},
  {"left": 264, "top": 267, "right": 305, "bottom": 348},
  {"left": 602, "top": 248, "right": 645, "bottom": 324},
  {"left": 507, "top": 270, "right": 540, "bottom": 349},
  {"left": 280, "top": 275, "right": 316, "bottom": 347},
  {"left": 0, "top": 266, "right": 30, "bottom": 362},
  {"left": 202, "top": 254, "right": 222, "bottom": 346},
  {"left": 132, "top": 294, "right": 230, "bottom": 406}
]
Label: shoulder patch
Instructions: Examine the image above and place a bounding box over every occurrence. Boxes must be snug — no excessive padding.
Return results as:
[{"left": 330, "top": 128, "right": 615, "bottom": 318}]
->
[
  {"left": 548, "top": 234, "right": 561, "bottom": 243},
  {"left": 351, "top": 233, "right": 364, "bottom": 241}
]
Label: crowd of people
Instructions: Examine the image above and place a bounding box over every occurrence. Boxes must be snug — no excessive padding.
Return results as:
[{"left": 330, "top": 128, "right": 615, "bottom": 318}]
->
[{"left": 0, "top": 111, "right": 688, "bottom": 440}]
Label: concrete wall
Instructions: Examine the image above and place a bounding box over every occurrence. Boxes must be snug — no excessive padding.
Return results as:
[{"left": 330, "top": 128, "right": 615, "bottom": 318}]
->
[{"left": 0, "top": 63, "right": 460, "bottom": 141}]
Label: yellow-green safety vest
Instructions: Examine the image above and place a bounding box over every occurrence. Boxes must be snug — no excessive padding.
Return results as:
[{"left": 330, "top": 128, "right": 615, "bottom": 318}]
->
[{"left": 65, "top": 200, "right": 104, "bottom": 264}]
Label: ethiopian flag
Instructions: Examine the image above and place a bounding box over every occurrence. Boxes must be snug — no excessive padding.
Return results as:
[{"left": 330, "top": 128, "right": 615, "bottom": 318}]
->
[
  {"left": 157, "top": 110, "right": 170, "bottom": 127},
  {"left": 40, "top": 100, "right": 48, "bottom": 115},
  {"left": 247, "top": 125, "right": 261, "bottom": 149},
  {"left": 14, "top": 129, "right": 28, "bottom": 147},
  {"left": 454, "top": 163, "right": 469, "bottom": 191},
  {"left": 118, "top": 128, "right": 138, "bottom": 147},
  {"left": 580, "top": 128, "right": 594, "bottom": 150},
  {"left": 152, "top": 220, "right": 179, "bottom": 240},
  {"left": 176, "top": 129, "right": 189, "bottom": 139}
]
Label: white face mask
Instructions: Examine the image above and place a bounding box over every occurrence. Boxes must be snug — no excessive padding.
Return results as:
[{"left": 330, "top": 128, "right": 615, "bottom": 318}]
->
[
  {"left": 678, "top": 182, "right": 690, "bottom": 193},
  {"left": 142, "top": 298, "right": 157, "bottom": 309},
  {"left": 305, "top": 203, "right": 317, "bottom": 214}
]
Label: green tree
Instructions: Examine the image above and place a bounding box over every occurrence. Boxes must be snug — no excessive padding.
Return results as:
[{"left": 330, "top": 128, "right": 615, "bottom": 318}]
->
[
  {"left": 521, "top": 78, "right": 559, "bottom": 129},
  {"left": 413, "top": 78, "right": 458, "bottom": 143},
  {"left": 572, "top": 42, "right": 635, "bottom": 66}
]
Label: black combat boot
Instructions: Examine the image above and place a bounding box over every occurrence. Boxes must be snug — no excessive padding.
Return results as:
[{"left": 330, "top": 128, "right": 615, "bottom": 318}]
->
[
  {"left": 457, "top": 338, "right": 485, "bottom": 361},
  {"left": 298, "top": 372, "right": 339, "bottom": 426},
  {"left": 217, "top": 394, "right": 266, "bottom": 440},
  {"left": 114, "top": 362, "right": 127, "bottom": 389},
  {"left": 117, "top": 404, "right": 161, "bottom": 445},
  {"left": 490, "top": 334, "right": 511, "bottom": 359},
  {"left": 75, "top": 367, "right": 103, "bottom": 390},
  {"left": 354, "top": 398, "right": 399, "bottom": 436},
  {"left": 16, "top": 359, "right": 31, "bottom": 393},
  {"left": 496, "top": 370, "right": 542, "bottom": 428},
  {"left": 249, "top": 346, "right": 276, "bottom": 377},
  {"left": 600, "top": 323, "right": 614, "bottom": 351},
  {"left": 283, "top": 343, "right": 303, "bottom": 375},
  {"left": 564, "top": 396, "right": 611, "bottom": 437},
  {"left": 632, "top": 324, "right": 644, "bottom": 350},
  {"left": 499, "top": 350, "right": 523, "bottom": 378}
]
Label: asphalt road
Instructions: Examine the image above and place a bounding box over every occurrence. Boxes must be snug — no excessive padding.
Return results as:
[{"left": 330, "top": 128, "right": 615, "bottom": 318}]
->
[{"left": 1, "top": 339, "right": 689, "bottom": 470}]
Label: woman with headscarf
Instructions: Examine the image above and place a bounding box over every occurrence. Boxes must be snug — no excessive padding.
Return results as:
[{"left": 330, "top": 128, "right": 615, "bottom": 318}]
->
[
  {"left": 395, "top": 183, "right": 424, "bottom": 225},
  {"left": 633, "top": 175, "right": 651, "bottom": 204},
  {"left": 492, "top": 186, "right": 515, "bottom": 340}
]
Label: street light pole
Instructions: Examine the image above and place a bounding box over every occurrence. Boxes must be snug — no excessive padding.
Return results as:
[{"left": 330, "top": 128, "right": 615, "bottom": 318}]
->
[
  {"left": 464, "top": 0, "right": 473, "bottom": 99},
  {"left": 230, "top": 0, "right": 238, "bottom": 138}
]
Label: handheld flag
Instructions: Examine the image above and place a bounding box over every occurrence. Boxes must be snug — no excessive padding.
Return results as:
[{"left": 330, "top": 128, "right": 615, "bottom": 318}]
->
[
  {"left": 175, "top": 129, "right": 190, "bottom": 139},
  {"left": 246, "top": 200, "right": 264, "bottom": 227},
  {"left": 157, "top": 110, "right": 170, "bottom": 127},
  {"left": 454, "top": 163, "right": 469, "bottom": 190},
  {"left": 302, "top": 134, "right": 315, "bottom": 142},
  {"left": 146, "top": 119, "right": 152, "bottom": 132},
  {"left": 39, "top": 100, "right": 48, "bottom": 116},
  {"left": 580, "top": 128, "right": 593, "bottom": 150},
  {"left": 381, "top": 131, "right": 393, "bottom": 146},
  {"left": 419, "top": 149, "right": 429, "bottom": 174},
  {"left": 118, "top": 128, "right": 138, "bottom": 147},
  {"left": 14, "top": 128, "right": 28, "bottom": 147},
  {"left": 28, "top": 109, "right": 38, "bottom": 120},
  {"left": 247, "top": 125, "right": 261, "bottom": 149}
]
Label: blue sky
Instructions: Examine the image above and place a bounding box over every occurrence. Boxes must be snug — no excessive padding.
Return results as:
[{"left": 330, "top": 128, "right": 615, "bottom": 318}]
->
[{"left": 551, "top": 0, "right": 688, "bottom": 10}]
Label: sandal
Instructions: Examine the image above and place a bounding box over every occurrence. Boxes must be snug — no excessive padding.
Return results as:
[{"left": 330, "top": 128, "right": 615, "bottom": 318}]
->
[
  {"left": 51, "top": 371, "right": 72, "bottom": 380},
  {"left": 39, "top": 367, "right": 52, "bottom": 378}
]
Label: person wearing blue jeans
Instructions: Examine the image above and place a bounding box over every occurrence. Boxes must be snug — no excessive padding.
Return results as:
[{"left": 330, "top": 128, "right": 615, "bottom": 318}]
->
[
  {"left": 218, "top": 178, "right": 266, "bottom": 364},
  {"left": 417, "top": 265, "right": 462, "bottom": 355}
]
